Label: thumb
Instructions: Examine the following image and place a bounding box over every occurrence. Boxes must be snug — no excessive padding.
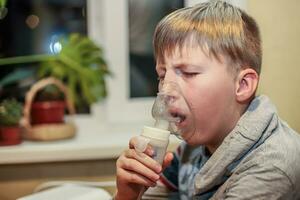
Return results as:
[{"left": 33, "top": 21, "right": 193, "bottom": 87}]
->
[
  {"left": 130, "top": 136, "right": 150, "bottom": 153},
  {"left": 162, "top": 152, "right": 173, "bottom": 171}
]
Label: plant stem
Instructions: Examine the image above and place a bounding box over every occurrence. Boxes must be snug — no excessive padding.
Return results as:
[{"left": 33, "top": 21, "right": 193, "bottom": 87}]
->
[{"left": 0, "top": 54, "right": 57, "bottom": 66}]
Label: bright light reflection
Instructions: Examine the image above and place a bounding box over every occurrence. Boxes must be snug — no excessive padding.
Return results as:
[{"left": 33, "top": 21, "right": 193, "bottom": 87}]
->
[{"left": 49, "top": 41, "right": 62, "bottom": 54}]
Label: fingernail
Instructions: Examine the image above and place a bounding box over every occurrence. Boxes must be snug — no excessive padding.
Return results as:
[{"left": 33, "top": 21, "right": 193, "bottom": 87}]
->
[
  {"left": 148, "top": 148, "right": 155, "bottom": 156},
  {"left": 156, "top": 165, "right": 162, "bottom": 173}
]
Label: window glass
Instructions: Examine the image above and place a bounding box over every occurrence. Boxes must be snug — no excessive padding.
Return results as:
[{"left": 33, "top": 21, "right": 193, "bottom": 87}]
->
[
  {"left": 0, "top": 0, "right": 86, "bottom": 105},
  {"left": 0, "top": 0, "right": 86, "bottom": 57},
  {"left": 128, "top": 0, "right": 184, "bottom": 98}
]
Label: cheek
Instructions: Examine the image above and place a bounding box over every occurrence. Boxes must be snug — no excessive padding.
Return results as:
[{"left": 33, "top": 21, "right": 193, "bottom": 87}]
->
[{"left": 184, "top": 77, "right": 235, "bottom": 124}]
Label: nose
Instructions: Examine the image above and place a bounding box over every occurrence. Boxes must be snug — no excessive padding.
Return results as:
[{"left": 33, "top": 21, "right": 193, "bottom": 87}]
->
[
  {"left": 159, "top": 80, "right": 181, "bottom": 103},
  {"left": 164, "top": 70, "right": 177, "bottom": 83},
  {"left": 159, "top": 70, "right": 176, "bottom": 91}
]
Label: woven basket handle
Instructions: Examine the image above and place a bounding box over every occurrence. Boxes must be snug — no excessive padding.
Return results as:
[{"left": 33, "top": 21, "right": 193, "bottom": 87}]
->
[{"left": 21, "top": 77, "right": 75, "bottom": 129}]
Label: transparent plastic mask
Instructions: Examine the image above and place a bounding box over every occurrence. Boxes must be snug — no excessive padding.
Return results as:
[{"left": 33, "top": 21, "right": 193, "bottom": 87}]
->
[{"left": 151, "top": 81, "right": 194, "bottom": 139}]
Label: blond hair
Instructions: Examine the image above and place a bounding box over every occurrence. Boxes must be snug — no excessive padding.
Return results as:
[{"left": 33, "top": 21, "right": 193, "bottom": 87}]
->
[{"left": 153, "top": 0, "right": 262, "bottom": 75}]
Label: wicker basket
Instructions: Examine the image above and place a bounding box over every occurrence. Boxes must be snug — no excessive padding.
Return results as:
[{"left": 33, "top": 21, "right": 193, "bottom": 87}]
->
[{"left": 21, "top": 77, "right": 76, "bottom": 141}]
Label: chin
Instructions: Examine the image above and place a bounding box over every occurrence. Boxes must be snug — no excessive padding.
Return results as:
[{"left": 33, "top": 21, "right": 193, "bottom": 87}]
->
[
  {"left": 181, "top": 130, "right": 210, "bottom": 146},
  {"left": 181, "top": 132, "right": 199, "bottom": 146},
  {"left": 185, "top": 139, "right": 203, "bottom": 146}
]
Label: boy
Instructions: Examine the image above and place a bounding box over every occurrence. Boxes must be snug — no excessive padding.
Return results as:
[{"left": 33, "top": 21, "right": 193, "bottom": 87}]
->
[{"left": 115, "top": 1, "right": 300, "bottom": 199}]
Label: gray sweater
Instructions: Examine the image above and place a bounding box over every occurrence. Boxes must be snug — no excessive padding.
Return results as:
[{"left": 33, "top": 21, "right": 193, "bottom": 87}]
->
[{"left": 143, "top": 95, "right": 300, "bottom": 199}]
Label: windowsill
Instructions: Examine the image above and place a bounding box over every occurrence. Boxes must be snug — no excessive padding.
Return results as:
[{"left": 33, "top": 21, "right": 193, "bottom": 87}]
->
[{"left": 0, "top": 107, "right": 180, "bottom": 165}]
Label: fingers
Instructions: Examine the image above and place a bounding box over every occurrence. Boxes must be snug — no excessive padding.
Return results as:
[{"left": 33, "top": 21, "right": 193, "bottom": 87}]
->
[
  {"left": 124, "top": 149, "right": 162, "bottom": 174},
  {"left": 116, "top": 149, "right": 162, "bottom": 186},
  {"left": 133, "top": 136, "right": 150, "bottom": 153},
  {"left": 117, "top": 161, "right": 158, "bottom": 187},
  {"left": 117, "top": 137, "right": 173, "bottom": 189},
  {"left": 129, "top": 136, "right": 154, "bottom": 156},
  {"left": 129, "top": 136, "right": 140, "bottom": 149},
  {"left": 129, "top": 137, "right": 174, "bottom": 171}
]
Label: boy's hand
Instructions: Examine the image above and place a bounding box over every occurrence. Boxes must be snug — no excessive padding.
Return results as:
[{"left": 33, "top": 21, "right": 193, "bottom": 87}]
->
[{"left": 115, "top": 136, "right": 173, "bottom": 200}]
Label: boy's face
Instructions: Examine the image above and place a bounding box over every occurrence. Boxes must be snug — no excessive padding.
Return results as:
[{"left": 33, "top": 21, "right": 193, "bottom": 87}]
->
[{"left": 156, "top": 46, "right": 240, "bottom": 147}]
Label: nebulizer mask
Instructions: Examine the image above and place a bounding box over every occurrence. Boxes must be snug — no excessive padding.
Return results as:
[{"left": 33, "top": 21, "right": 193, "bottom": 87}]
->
[
  {"left": 136, "top": 81, "right": 192, "bottom": 163},
  {"left": 135, "top": 81, "right": 192, "bottom": 199}
]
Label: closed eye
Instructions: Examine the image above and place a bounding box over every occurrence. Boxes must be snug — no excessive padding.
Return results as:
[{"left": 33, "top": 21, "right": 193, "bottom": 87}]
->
[
  {"left": 181, "top": 72, "right": 199, "bottom": 78},
  {"left": 174, "top": 67, "right": 200, "bottom": 78}
]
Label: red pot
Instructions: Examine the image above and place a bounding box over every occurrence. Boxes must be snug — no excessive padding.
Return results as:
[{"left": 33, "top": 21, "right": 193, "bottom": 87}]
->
[
  {"left": 0, "top": 126, "right": 22, "bottom": 146},
  {"left": 31, "top": 101, "right": 65, "bottom": 124}
]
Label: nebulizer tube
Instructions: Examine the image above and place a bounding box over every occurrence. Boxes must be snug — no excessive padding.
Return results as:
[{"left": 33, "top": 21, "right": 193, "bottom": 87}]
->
[{"left": 136, "top": 82, "right": 184, "bottom": 199}]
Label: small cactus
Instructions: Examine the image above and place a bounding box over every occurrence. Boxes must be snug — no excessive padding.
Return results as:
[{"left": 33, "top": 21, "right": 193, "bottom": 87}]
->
[{"left": 0, "top": 99, "right": 23, "bottom": 126}]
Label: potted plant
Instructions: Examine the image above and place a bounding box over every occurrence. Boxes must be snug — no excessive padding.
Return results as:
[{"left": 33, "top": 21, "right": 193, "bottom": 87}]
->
[
  {"left": 0, "top": 33, "right": 110, "bottom": 112},
  {"left": 31, "top": 84, "right": 65, "bottom": 124},
  {"left": 20, "top": 77, "right": 76, "bottom": 141},
  {"left": 0, "top": 98, "right": 23, "bottom": 145}
]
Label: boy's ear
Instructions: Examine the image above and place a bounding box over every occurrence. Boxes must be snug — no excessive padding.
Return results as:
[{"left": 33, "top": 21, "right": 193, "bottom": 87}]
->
[{"left": 235, "top": 68, "right": 259, "bottom": 103}]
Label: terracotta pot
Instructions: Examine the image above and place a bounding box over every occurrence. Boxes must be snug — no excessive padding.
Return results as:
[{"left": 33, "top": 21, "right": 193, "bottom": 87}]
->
[
  {"left": 31, "top": 101, "right": 65, "bottom": 124},
  {"left": 0, "top": 126, "right": 22, "bottom": 146}
]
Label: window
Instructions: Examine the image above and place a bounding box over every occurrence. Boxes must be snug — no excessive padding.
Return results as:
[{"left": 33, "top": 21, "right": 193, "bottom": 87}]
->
[{"left": 0, "top": 0, "right": 246, "bottom": 122}]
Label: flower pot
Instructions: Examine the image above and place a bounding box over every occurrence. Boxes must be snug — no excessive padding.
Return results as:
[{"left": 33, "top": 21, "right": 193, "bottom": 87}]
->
[
  {"left": 23, "top": 78, "right": 76, "bottom": 141},
  {"left": 31, "top": 101, "right": 65, "bottom": 124},
  {"left": 0, "top": 126, "right": 22, "bottom": 146}
]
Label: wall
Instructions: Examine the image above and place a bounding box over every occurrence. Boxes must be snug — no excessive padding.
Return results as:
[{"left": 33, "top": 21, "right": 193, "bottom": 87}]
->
[
  {"left": 0, "top": 160, "right": 116, "bottom": 200},
  {"left": 248, "top": 0, "right": 300, "bottom": 132}
]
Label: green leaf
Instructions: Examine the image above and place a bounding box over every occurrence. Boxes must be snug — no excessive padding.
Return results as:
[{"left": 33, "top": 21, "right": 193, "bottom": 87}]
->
[
  {"left": 38, "top": 33, "right": 111, "bottom": 108},
  {"left": 0, "top": 69, "right": 34, "bottom": 87}
]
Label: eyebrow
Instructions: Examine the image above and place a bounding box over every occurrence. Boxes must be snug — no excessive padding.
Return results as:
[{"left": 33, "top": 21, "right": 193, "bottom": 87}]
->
[
  {"left": 173, "top": 63, "right": 189, "bottom": 68},
  {"left": 173, "top": 62, "right": 204, "bottom": 70},
  {"left": 157, "top": 62, "right": 202, "bottom": 68}
]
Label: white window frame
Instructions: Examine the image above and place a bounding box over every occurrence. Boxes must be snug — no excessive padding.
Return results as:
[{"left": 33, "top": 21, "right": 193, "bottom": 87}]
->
[{"left": 87, "top": 0, "right": 247, "bottom": 124}]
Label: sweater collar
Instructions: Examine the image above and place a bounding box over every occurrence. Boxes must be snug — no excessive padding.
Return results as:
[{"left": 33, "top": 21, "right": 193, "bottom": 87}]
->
[{"left": 194, "top": 95, "right": 279, "bottom": 194}]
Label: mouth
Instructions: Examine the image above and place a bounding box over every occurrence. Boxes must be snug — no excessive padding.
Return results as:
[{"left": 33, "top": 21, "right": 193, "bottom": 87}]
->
[
  {"left": 168, "top": 111, "right": 187, "bottom": 139},
  {"left": 170, "top": 111, "right": 187, "bottom": 125}
]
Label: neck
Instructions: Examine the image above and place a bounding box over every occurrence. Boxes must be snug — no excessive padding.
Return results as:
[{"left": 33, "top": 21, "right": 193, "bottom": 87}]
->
[{"left": 206, "top": 101, "right": 250, "bottom": 154}]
